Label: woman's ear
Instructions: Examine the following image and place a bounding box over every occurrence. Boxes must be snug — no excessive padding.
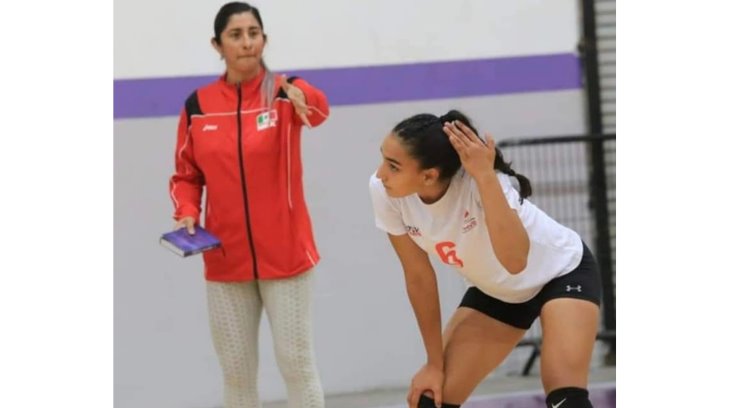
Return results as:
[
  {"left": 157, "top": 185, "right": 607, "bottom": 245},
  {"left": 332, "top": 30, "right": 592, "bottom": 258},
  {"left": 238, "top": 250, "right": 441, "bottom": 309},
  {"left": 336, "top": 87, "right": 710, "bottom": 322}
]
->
[
  {"left": 210, "top": 37, "right": 222, "bottom": 58},
  {"left": 423, "top": 168, "right": 440, "bottom": 185}
]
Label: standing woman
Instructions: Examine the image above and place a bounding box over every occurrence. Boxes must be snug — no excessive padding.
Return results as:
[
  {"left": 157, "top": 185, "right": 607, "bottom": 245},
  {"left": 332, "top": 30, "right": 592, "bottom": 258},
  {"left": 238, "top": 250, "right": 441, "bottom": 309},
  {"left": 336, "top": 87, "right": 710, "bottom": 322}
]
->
[
  {"left": 369, "top": 110, "right": 601, "bottom": 408},
  {"left": 169, "top": 3, "right": 329, "bottom": 407}
]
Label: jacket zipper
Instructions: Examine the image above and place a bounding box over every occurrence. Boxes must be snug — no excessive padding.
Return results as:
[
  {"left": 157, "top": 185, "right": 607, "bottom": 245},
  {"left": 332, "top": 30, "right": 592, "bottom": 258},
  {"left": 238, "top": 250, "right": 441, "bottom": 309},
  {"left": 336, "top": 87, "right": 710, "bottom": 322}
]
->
[{"left": 236, "top": 84, "right": 259, "bottom": 279}]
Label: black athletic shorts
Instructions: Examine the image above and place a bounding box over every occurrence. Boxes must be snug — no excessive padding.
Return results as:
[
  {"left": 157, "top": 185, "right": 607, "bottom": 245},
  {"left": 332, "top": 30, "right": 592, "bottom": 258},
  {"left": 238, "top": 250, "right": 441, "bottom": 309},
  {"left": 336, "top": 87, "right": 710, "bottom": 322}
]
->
[{"left": 458, "top": 241, "right": 602, "bottom": 330}]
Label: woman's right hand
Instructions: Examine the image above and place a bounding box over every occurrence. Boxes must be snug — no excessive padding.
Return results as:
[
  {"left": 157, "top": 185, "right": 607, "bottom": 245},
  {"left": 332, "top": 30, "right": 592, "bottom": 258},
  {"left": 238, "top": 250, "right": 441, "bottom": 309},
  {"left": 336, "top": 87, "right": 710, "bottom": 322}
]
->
[
  {"left": 174, "top": 216, "right": 196, "bottom": 235},
  {"left": 407, "top": 363, "right": 444, "bottom": 408}
]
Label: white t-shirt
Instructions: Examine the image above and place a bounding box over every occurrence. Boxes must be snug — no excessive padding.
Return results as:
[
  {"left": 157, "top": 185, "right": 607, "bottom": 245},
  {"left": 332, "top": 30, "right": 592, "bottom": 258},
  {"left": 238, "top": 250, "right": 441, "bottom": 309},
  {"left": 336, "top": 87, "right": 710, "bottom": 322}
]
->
[{"left": 369, "top": 170, "right": 583, "bottom": 303}]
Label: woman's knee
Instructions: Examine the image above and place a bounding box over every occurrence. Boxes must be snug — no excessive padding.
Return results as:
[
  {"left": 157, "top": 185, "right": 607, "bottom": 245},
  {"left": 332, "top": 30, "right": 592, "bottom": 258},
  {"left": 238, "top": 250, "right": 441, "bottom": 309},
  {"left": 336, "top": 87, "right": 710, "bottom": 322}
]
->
[
  {"left": 217, "top": 352, "right": 257, "bottom": 380},
  {"left": 541, "top": 361, "right": 590, "bottom": 393},
  {"left": 275, "top": 346, "right": 317, "bottom": 380}
]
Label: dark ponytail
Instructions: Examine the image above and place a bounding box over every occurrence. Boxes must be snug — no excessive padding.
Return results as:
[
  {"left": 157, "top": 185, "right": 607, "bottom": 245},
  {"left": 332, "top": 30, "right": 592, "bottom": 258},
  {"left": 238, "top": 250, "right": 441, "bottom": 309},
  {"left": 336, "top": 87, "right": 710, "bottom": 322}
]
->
[
  {"left": 493, "top": 146, "right": 532, "bottom": 203},
  {"left": 393, "top": 109, "right": 532, "bottom": 203}
]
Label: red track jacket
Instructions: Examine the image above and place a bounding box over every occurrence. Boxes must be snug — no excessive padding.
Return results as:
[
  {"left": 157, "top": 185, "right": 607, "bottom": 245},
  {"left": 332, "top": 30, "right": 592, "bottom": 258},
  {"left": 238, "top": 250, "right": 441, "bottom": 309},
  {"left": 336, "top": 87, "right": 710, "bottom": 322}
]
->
[{"left": 169, "top": 70, "right": 329, "bottom": 281}]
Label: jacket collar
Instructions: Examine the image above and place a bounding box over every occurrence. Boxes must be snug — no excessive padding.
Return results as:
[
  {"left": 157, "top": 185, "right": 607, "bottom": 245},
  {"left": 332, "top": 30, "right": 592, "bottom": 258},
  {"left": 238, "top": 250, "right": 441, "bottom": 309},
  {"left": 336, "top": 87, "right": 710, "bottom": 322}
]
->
[{"left": 217, "top": 67, "right": 267, "bottom": 100}]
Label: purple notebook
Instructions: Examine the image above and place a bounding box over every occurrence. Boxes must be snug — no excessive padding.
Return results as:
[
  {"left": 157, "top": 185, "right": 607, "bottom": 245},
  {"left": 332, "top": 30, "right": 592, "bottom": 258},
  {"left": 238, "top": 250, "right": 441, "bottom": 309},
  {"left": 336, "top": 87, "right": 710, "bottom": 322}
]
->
[{"left": 159, "top": 226, "right": 222, "bottom": 257}]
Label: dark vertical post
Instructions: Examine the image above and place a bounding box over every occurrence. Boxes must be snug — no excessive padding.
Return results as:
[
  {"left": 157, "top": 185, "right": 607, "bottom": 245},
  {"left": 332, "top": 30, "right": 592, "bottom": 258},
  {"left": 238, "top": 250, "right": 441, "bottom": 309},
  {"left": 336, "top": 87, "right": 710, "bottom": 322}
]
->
[{"left": 580, "top": 0, "right": 616, "bottom": 363}]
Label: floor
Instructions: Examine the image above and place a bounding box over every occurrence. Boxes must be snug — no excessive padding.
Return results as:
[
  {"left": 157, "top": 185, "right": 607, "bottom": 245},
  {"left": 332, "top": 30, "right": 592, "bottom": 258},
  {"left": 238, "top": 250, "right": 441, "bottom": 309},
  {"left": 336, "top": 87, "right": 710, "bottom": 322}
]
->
[{"left": 262, "top": 366, "right": 616, "bottom": 408}]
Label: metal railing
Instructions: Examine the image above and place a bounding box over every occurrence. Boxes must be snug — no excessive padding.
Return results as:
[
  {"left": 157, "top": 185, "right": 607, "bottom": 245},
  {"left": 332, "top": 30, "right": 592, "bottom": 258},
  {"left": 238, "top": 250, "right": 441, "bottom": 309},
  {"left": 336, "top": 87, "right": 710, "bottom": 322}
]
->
[{"left": 499, "top": 133, "right": 616, "bottom": 374}]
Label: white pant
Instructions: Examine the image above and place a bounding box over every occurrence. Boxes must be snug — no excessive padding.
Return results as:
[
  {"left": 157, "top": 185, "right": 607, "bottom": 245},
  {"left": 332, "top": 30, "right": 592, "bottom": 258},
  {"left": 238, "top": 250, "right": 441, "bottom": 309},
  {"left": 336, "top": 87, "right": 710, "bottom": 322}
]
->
[{"left": 206, "top": 270, "right": 324, "bottom": 408}]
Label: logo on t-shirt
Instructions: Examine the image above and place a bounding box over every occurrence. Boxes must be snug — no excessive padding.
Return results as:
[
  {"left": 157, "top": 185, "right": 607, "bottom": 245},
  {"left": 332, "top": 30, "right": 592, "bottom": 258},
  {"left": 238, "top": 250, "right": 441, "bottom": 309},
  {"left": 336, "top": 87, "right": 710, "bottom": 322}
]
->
[
  {"left": 462, "top": 209, "right": 477, "bottom": 233},
  {"left": 405, "top": 225, "right": 422, "bottom": 237}
]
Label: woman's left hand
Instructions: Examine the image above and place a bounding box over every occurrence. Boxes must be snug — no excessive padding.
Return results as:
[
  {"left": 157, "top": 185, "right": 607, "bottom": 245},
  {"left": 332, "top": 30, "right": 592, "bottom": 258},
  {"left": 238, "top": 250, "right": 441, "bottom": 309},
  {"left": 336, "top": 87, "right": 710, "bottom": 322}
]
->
[
  {"left": 443, "top": 120, "right": 496, "bottom": 180},
  {"left": 281, "top": 75, "right": 312, "bottom": 128}
]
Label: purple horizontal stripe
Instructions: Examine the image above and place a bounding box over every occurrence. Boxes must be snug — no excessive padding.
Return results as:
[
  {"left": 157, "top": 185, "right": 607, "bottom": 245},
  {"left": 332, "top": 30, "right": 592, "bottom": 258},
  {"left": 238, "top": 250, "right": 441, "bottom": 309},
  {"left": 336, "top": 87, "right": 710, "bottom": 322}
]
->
[{"left": 114, "top": 53, "right": 580, "bottom": 119}]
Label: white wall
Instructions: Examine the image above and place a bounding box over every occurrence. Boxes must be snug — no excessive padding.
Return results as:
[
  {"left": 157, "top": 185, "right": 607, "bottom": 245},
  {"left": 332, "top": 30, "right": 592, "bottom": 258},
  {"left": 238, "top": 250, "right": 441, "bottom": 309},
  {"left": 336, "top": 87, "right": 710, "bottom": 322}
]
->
[
  {"left": 114, "top": 1, "right": 586, "bottom": 407},
  {"left": 114, "top": 0, "right": 580, "bottom": 78}
]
